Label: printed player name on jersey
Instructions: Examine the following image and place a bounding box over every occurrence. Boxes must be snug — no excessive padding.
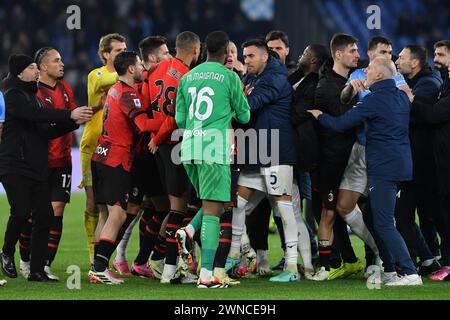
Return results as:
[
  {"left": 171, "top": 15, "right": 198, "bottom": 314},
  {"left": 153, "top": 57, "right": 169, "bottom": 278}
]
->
[{"left": 186, "top": 71, "right": 225, "bottom": 83}]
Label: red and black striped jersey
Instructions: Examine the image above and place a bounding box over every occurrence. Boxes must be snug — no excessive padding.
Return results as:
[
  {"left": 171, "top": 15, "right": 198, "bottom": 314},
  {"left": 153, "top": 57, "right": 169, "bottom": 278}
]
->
[
  {"left": 141, "top": 58, "right": 190, "bottom": 145},
  {"left": 37, "top": 80, "right": 77, "bottom": 168}
]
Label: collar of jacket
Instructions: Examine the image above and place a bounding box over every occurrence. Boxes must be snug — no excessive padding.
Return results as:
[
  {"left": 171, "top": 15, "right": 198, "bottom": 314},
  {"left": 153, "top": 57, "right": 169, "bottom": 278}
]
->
[
  {"left": 369, "top": 78, "right": 396, "bottom": 92},
  {"left": 3, "top": 73, "right": 38, "bottom": 94}
]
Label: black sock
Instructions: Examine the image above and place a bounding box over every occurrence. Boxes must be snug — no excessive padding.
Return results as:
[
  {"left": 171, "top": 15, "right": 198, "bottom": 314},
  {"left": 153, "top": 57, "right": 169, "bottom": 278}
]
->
[
  {"left": 319, "top": 240, "right": 332, "bottom": 270},
  {"left": 46, "top": 216, "right": 63, "bottom": 266},
  {"left": 164, "top": 210, "right": 185, "bottom": 266},
  {"left": 134, "top": 211, "right": 166, "bottom": 265},
  {"left": 151, "top": 234, "right": 167, "bottom": 261},
  {"left": 214, "top": 209, "right": 232, "bottom": 269},
  {"left": 94, "top": 242, "right": 100, "bottom": 262},
  {"left": 365, "top": 244, "right": 375, "bottom": 267},
  {"left": 19, "top": 216, "right": 33, "bottom": 262},
  {"left": 139, "top": 207, "right": 153, "bottom": 246},
  {"left": 334, "top": 215, "right": 358, "bottom": 263},
  {"left": 329, "top": 242, "right": 343, "bottom": 269},
  {"left": 94, "top": 238, "right": 116, "bottom": 272}
]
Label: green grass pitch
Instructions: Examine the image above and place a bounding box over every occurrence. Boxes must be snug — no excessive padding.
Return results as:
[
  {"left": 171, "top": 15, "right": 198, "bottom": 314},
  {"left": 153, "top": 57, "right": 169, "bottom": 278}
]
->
[{"left": 0, "top": 193, "right": 449, "bottom": 300}]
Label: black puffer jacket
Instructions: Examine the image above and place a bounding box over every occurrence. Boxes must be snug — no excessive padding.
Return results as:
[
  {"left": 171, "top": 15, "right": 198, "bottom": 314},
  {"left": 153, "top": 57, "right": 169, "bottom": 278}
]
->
[
  {"left": 314, "top": 58, "right": 356, "bottom": 169},
  {"left": 290, "top": 70, "right": 320, "bottom": 171},
  {"left": 0, "top": 75, "right": 78, "bottom": 181},
  {"left": 407, "top": 66, "right": 443, "bottom": 184},
  {"left": 412, "top": 80, "right": 450, "bottom": 194}
]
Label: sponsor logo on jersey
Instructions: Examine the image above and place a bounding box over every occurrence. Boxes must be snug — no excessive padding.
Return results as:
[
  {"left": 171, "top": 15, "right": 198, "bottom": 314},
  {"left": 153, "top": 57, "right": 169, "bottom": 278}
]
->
[
  {"left": 96, "top": 71, "right": 103, "bottom": 77},
  {"left": 95, "top": 145, "right": 109, "bottom": 156}
]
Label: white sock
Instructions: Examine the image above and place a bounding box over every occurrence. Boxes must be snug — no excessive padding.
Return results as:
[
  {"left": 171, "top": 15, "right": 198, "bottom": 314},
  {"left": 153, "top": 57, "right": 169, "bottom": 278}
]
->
[
  {"left": 186, "top": 224, "right": 195, "bottom": 238},
  {"left": 291, "top": 183, "right": 313, "bottom": 270},
  {"left": 276, "top": 200, "right": 298, "bottom": 266},
  {"left": 115, "top": 210, "right": 142, "bottom": 262},
  {"left": 200, "top": 268, "right": 213, "bottom": 282},
  {"left": 229, "top": 196, "right": 247, "bottom": 259},
  {"left": 343, "top": 206, "right": 379, "bottom": 255},
  {"left": 161, "top": 263, "right": 177, "bottom": 279},
  {"left": 241, "top": 224, "right": 251, "bottom": 253}
]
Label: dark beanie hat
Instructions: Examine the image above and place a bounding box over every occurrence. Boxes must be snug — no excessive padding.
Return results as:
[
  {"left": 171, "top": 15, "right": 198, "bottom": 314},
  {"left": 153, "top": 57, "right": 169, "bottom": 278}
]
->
[{"left": 8, "top": 54, "right": 34, "bottom": 76}]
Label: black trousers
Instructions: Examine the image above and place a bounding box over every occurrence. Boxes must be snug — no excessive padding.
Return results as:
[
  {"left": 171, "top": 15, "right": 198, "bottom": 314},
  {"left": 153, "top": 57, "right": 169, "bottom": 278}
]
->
[
  {"left": 1, "top": 174, "right": 53, "bottom": 274},
  {"left": 395, "top": 182, "right": 440, "bottom": 262},
  {"left": 439, "top": 195, "right": 450, "bottom": 266}
]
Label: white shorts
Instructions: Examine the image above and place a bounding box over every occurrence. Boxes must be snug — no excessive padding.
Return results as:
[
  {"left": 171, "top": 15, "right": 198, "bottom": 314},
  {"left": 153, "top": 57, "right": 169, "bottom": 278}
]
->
[
  {"left": 238, "top": 165, "right": 293, "bottom": 196},
  {"left": 339, "top": 142, "right": 368, "bottom": 196}
]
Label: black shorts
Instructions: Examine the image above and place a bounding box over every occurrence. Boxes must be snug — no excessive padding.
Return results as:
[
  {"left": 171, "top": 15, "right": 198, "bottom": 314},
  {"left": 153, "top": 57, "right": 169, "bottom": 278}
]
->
[
  {"left": 129, "top": 154, "right": 165, "bottom": 204},
  {"left": 48, "top": 167, "right": 72, "bottom": 203},
  {"left": 319, "top": 163, "right": 347, "bottom": 210},
  {"left": 155, "top": 144, "right": 188, "bottom": 197},
  {"left": 92, "top": 161, "right": 130, "bottom": 210}
]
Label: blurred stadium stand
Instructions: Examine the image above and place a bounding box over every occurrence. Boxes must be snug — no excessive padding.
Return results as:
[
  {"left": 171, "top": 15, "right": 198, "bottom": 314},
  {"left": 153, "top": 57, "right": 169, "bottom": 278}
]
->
[{"left": 0, "top": 0, "right": 449, "bottom": 110}]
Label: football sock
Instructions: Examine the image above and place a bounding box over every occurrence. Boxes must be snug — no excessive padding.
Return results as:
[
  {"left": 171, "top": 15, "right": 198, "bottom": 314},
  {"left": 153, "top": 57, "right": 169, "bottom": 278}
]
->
[
  {"left": 115, "top": 212, "right": 140, "bottom": 262},
  {"left": 187, "top": 207, "right": 204, "bottom": 237},
  {"left": 214, "top": 209, "right": 232, "bottom": 269},
  {"left": 94, "top": 238, "right": 116, "bottom": 272},
  {"left": 343, "top": 206, "right": 379, "bottom": 255},
  {"left": 134, "top": 210, "right": 167, "bottom": 265},
  {"left": 319, "top": 240, "right": 332, "bottom": 270},
  {"left": 229, "top": 196, "right": 247, "bottom": 259},
  {"left": 151, "top": 234, "right": 167, "bottom": 261},
  {"left": 46, "top": 216, "right": 63, "bottom": 266},
  {"left": 200, "top": 215, "right": 220, "bottom": 274},
  {"left": 164, "top": 210, "right": 185, "bottom": 266},
  {"left": 364, "top": 244, "right": 375, "bottom": 267},
  {"left": 161, "top": 262, "right": 177, "bottom": 280},
  {"left": 84, "top": 210, "right": 99, "bottom": 263},
  {"left": 296, "top": 213, "right": 313, "bottom": 270},
  {"left": 276, "top": 200, "right": 298, "bottom": 267},
  {"left": 292, "top": 184, "right": 313, "bottom": 270},
  {"left": 334, "top": 215, "right": 357, "bottom": 264},
  {"left": 139, "top": 207, "right": 153, "bottom": 245},
  {"left": 19, "top": 216, "right": 32, "bottom": 262}
]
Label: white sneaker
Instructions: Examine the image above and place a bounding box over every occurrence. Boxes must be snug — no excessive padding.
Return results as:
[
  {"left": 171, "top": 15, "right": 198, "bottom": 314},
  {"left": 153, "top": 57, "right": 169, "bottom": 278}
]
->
[
  {"left": 44, "top": 266, "right": 60, "bottom": 281},
  {"left": 385, "top": 274, "right": 423, "bottom": 286},
  {"left": 20, "top": 260, "right": 31, "bottom": 279},
  {"left": 88, "top": 268, "right": 124, "bottom": 285},
  {"left": 0, "top": 279, "right": 6, "bottom": 286},
  {"left": 380, "top": 271, "right": 397, "bottom": 284},
  {"left": 312, "top": 267, "right": 329, "bottom": 281},
  {"left": 180, "top": 272, "right": 199, "bottom": 284}
]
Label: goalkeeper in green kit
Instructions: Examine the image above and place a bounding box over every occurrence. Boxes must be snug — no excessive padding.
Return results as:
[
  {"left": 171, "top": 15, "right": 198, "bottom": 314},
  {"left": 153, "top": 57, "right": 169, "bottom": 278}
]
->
[{"left": 174, "top": 31, "right": 250, "bottom": 288}]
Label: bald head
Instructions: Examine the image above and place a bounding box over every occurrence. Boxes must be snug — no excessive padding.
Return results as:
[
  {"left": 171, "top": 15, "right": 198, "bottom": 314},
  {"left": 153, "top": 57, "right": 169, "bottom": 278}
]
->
[{"left": 365, "top": 57, "right": 396, "bottom": 87}]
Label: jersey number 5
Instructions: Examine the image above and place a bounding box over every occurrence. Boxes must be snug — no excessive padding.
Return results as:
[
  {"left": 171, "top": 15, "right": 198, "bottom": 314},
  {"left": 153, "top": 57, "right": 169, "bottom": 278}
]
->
[{"left": 188, "top": 87, "right": 214, "bottom": 121}]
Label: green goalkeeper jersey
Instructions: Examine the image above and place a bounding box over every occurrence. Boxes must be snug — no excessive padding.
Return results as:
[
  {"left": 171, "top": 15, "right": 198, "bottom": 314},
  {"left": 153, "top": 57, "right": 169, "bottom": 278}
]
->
[{"left": 175, "top": 61, "right": 250, "bottom": 164}]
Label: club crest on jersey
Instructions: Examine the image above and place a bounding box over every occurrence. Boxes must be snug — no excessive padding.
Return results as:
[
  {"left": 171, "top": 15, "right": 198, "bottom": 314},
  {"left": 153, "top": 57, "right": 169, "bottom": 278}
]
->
[
  {"left": 328, "top": 191, "right": 334, "bottom": 203},
  {"left": 133, "top": 99, "right": 141, "bottom": 108}
]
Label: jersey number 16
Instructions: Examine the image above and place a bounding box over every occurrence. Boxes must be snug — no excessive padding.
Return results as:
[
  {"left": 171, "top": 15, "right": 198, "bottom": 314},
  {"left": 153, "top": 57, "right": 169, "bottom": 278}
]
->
[{"left": 188, "top": 87, "right": 215, "bottom": 121}]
